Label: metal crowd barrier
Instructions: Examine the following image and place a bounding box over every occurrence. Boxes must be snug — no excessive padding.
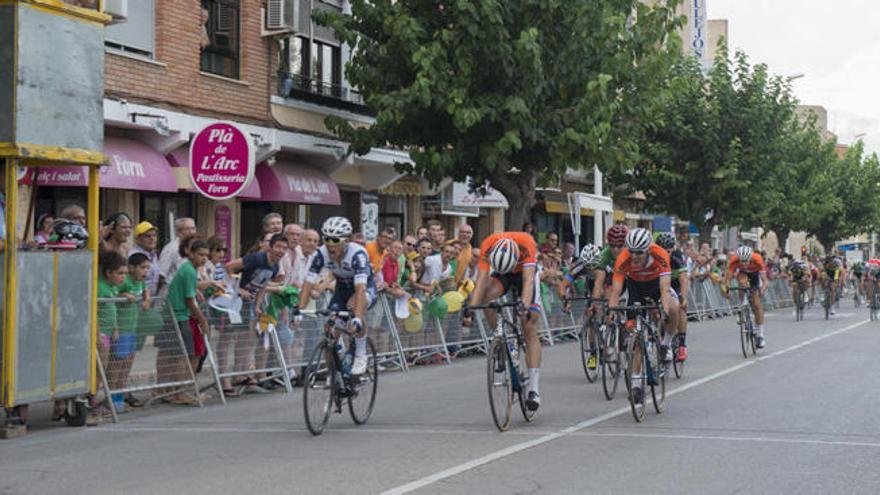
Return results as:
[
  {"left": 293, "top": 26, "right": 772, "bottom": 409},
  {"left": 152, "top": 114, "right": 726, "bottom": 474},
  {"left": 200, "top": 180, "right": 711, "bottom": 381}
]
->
[
  {"left": 201, "top": 299, "right": 292, "bottom": 401},
  {"left": 685, "top": 278, "right": 793, "bottom": 322},
  {"left": 96, "top": 276, "right": 798, "bottom": 423},
  {"left": 96, "top": 297, "right": 205, "bottom": 423},
  {"left": 540, "top": 289, "right": 580, "bottom": 342}
]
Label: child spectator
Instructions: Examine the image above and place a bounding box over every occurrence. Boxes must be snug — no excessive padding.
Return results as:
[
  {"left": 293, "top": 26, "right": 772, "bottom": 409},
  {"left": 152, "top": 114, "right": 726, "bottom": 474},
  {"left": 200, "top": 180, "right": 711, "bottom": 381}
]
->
[
  {"left": 97, "top": 251, "right": 127, "bottom": 416},
  {"left": 112, "top": 252, "right": 153, "bottom": 410},
  {"left": 164, "top": 239, "right": 211, "bottom": 405}
]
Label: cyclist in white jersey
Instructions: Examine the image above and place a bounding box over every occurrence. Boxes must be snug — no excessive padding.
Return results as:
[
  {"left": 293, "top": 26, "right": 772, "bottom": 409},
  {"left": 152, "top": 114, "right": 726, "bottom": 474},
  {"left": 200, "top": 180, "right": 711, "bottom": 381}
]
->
[{"left": 297, "top": 217, "right": 377, "bottom": 375}]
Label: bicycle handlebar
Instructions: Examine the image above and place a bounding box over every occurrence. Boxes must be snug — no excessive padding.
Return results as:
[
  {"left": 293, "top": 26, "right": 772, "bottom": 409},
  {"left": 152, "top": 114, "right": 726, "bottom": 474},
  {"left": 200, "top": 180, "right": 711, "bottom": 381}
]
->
[
  {"left": 465, "top": 301, "right": 521, "bottom": 311},
  {"left": 607, "top": 304, "right": 661, "bottom": 312}
]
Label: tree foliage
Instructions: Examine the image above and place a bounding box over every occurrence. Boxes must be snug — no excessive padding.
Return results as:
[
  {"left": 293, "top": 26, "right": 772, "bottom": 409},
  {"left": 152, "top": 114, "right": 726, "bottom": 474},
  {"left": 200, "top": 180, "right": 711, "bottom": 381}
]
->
[
  {"left": 614, "top": 45, "right": 800, "bottom": 243},
  {"left": 316, "top": 0, "right": 683, "bottom": 228},
  {"left": 805, "top": 142, "right": 880, "bottom": 251}
]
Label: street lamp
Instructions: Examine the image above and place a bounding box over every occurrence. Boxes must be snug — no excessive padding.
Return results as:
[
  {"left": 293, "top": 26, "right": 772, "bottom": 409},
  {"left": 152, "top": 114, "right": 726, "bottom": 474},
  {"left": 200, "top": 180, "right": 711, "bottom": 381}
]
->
[{"left": 786, "top": 73, "right": 806, "bottom": 82}]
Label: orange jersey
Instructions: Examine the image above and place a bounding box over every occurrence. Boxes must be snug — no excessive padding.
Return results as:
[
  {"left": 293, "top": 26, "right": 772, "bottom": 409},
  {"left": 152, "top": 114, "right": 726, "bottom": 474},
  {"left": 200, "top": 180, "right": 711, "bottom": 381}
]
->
[
  {"left": 613, "top": 244, "right": 671, "bottom": 283},
  {"left": 728, "top": 253, "right": 766, "bottom": 274},
  {"left": 478, "top": 232, "right": 538, "bottom": 274}
]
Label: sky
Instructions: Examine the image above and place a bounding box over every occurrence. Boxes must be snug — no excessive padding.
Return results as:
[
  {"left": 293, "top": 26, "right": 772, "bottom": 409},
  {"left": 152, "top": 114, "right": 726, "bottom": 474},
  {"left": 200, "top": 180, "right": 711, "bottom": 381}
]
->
[{"left": 707, "top": 0, "right": 880, "bottom": 154}]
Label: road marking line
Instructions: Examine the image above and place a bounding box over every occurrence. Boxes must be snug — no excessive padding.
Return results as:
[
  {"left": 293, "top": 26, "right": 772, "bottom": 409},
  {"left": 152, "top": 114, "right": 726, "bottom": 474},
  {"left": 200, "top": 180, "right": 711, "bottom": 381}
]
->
[
  {"left": 570, "top": 431, "right": 880, "bottom": 449},
  {"left": 381, "top": 318, "right": 871, "bottom": 495}
]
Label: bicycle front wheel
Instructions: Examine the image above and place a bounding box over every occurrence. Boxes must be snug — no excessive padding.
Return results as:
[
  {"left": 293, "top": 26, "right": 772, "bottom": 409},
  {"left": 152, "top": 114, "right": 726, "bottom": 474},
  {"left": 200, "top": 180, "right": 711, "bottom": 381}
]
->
[
  {"left": 578, "top": 320, "right": 597, "bottom": 383},
  {"left": 303, "top": 340, "right": 334, "bottom": 436},
  {"left": 626, "top": 337, "right": 646, "bottom": 423},
  {"left": 601, "top": 325, "right": 620, "bottom": 400},
  {"left": 487, "top": 339, "right": 513, "bottom": 432},
  {"left": 739, "top": 309, "right": 751, "bottom": 359},
  {"left": 348, "top": 338, "right": 378, "bottom": 425}
]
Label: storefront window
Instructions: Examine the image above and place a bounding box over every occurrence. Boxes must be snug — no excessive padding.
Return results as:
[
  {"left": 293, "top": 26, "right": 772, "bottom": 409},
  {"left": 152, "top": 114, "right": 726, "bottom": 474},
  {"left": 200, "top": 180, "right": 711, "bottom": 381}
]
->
[{"left": 140, "top": 193, "right": 195, "bottom": 248}]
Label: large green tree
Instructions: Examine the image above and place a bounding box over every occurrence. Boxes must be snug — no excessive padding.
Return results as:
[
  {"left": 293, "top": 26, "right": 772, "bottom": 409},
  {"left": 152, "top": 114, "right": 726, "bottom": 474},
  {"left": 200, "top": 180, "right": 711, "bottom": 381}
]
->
[
  {"left": 615, "top": 46, "right": 799, "bottom": 243},
  {"left": 806, "top": 142, "right": 880, "bottom": 251},
  {"left": 760, "top": 118, "right": 837, "bottom": 248},
  {"left": 316, "top": 0, "right": 683, "bottom": 228}
]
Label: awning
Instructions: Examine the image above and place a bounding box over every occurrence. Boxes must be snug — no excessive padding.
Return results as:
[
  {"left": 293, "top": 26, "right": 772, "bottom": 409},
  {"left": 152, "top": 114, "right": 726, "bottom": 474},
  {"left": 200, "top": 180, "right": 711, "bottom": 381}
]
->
[
  {"left": 255, "top": 161, "right": 341, "bottom": 205},
  {"left": 167, "top": 146, "right": 261, "bottom": 199},
  {"left": 545, "top": 200, "right": 593, "bottom": 216},
  {"left": 36, "top": 137, "right": 178, "bottom": 192}
]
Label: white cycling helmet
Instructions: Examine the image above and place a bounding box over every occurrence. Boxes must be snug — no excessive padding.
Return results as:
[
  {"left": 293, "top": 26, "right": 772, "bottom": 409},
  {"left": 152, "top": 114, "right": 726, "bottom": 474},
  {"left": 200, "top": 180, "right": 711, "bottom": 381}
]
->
[
  {"left": 489, "top": 238, "right": 520, "bottom": 274},
  {"left": 736, "top": 245, "right": 754, "bottom": 261},
  {"left": 321, "top": 216, "right": 353, "bottom": 239},
  {"left": 626, "top": 228, "right": 652, "bottom": 251},
  {"left": 580, "top": 244, "right": 602, "bottom": 266}
]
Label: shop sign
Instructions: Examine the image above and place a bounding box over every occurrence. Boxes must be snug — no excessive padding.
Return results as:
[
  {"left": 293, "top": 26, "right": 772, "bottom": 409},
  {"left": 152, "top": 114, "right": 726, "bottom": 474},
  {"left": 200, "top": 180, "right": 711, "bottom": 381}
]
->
[
  {"left": 286, "top": 175, "right": 335, "bottom": 204},
  {"left": 451, "top": 178, "right": 509, "bottom": 208},
  {"left": 361, "top": 192, "right": 379, "bottom": 241},
  {"left": 190, "top": 122, "right": 255, "bottom": 200}
]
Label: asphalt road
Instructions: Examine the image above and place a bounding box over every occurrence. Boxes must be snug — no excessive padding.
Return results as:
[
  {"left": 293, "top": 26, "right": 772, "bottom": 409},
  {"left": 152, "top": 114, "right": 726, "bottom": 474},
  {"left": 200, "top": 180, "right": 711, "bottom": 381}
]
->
[{"left": 2, "top": 301, "right": 879, "bottom": 495}]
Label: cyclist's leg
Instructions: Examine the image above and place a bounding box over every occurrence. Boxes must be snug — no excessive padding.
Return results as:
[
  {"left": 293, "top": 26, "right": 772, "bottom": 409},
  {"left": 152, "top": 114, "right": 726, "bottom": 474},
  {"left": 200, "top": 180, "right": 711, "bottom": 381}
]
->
[
  {"left": 521, "top": 273, "right": 543, "bottom": 390},
  {"left": 481, "top": 276, "right": 507, "bottom": 330},
  {"left": 661, "top": 285, "right": 680, "bottom": 360}
]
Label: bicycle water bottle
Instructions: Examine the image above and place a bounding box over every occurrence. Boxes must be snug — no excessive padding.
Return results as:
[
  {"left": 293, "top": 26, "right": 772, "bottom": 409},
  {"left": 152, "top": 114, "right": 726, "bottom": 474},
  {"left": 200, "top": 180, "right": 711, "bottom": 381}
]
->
[
  {"left": 342, "top": 353, "right": 353, "bottom": 376},
  {"left": 335, "top": 336, "right": 346, "bottom": 364},
  {"left": 645, "top": 338, "right": 656, "bottom": 373},
  {"left": 508, "top": 341, "right": 519, "bottom": 367}
]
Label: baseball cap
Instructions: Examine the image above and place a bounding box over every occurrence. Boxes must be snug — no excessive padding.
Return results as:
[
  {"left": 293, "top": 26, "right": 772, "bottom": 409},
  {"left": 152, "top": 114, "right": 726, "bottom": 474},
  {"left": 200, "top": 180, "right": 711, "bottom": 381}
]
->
[{"left": 134, "top": 221, "right": 157, "bottom": 238}]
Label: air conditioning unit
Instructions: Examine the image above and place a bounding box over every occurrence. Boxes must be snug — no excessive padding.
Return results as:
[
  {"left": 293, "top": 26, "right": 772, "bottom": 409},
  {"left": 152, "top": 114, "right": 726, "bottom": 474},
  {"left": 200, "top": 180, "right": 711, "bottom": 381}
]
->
[
  {"left": 266, "top": 0, "right": 298, "bottom": 32},
  {"left": 103, "top": 0, "right": 129, "bottom": 24}
]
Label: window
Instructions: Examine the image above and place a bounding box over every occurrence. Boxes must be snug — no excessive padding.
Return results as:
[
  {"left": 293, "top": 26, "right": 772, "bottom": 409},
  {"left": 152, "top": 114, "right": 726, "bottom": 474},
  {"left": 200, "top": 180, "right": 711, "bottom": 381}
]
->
[
  {"left": 105, "top": 0, "right": 155, "bottom": 57},
  {"left": 201, "top": 0, "right": 240, "bottom": 79},
  {"left": 280, "top": 36, "right": 341, "bottom": 97},
  {"left": 140, "top": 193, "right": 195, "bottom": 248}
]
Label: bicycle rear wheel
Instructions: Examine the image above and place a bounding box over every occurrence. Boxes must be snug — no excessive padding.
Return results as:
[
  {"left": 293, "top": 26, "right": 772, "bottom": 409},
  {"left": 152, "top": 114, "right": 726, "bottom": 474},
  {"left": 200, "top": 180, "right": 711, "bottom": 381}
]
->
[
  {"left": 303, "top": 340, "right": 334, "bottom": 436},
  {"left": 650, "top": 336, "right": 667, "bottom": 414},
  {"left": 672, "top": 337, "right": 685, "bottom": 380},
  {"left": 626, "top": 336, "right": 646, "bottom": 423},
  {"left": 739, "top": 308, "right": 751, "bottom": 359},
  {"left": 487, "top": 339, "right": 513, "bottom": 432},
  {"left": 348, "top": 338, "right": 378, "bottom": 425},
  {"left": 601, "top": 325, "right": 620, "bottom": 400},
  {"left": 517, "top": 338, "right": 537, "bottom": 423},
  {"left": 579, "top": 320, "right": 597, "bottom": 383},
  {"left": 824, "top": 287, "right": 831, "bottom": 320}
]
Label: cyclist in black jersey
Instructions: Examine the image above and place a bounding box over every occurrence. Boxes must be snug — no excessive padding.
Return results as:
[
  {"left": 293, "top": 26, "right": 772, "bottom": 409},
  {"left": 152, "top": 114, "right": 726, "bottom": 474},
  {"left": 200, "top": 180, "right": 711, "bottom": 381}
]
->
[{"left": 656, "top": 232, "right": 689, "bottom": 362}]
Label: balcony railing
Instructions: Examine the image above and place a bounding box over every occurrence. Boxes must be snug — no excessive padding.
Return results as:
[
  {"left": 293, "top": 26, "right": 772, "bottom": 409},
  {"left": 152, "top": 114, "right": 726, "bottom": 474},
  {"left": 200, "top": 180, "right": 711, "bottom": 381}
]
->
[{"left": 278, "top": 72, "right": 373, "bottom": 115}]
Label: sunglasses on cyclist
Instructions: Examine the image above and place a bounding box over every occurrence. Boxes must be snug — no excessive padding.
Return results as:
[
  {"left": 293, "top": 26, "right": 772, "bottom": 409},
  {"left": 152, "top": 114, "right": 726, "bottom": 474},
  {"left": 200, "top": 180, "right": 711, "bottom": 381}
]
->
[
  {"left": 324, "top": 236, "right": 345, "bottom": 245},
  {"left": 630, "top": 249, "right": 647, "bottom": 256}
]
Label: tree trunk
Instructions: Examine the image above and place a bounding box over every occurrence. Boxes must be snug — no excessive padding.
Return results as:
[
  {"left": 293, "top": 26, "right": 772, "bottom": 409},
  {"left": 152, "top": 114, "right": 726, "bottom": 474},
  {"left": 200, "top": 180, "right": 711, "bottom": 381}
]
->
[
  {"left": 774, "top": 228, "right": 791, "bottom": 253},
  {"left": 489, "top": 163, "right": 538, "bottom": 232},
  {"left": 698, "top": 221, "right": 715, "bottom": 246}
]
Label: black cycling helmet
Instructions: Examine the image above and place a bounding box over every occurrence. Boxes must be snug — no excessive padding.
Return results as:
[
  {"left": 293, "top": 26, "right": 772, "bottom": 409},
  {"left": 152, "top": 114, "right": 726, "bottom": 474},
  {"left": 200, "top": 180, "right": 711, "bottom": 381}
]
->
[
  {"left": 51, "top": 218, "right": 89, "bottom": 248},
  {"left": 655, "top": 232, "right": 676, "bottom": 251}
]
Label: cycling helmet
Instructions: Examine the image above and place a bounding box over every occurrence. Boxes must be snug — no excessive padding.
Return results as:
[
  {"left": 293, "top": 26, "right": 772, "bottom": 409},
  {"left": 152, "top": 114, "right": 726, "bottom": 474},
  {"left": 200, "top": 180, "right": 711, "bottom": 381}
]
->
[
  {"left": 489, "top": 238, "right": 519, "bottom": 274},
  {"left": 606, "top": 224, "right": 629, "bottom": 245},
  {"left": 655, "top": 232, "right": 676, "bottom": 251},
  {"left": 321, "top": 216, "right": 352, "bottom": 239},
  {"left": 50, "top": 218, "right": 89, "bottom": 248},
  {"left": 579, "top": 244, "right": 602, "bottom": 267},
  {"left": 626, "top": 228, "right": 652, "bottom": 251},
  {"left": 736, "top": 245, "right": 753, "bottom": 260}
]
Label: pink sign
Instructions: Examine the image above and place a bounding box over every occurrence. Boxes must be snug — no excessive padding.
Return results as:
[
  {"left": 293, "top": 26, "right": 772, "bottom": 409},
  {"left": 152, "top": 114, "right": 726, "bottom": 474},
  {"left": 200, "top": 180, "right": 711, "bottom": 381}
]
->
[
  {"left": 214, "top": 205, "right": 232, "bottom": 262},
  {"left": 189, "top": 122, "right": 255, "bottom": 200}
]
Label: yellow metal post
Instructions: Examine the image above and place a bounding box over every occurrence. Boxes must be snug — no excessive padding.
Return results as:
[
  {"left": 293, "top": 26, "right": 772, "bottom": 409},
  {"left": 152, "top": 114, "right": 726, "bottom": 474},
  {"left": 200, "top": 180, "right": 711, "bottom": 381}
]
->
[
  {"left": 87, "top": 165, "right": 99, "bottom": 395},
  {"left": 2, "top": 159, "right": 19, "bottom": 407}
]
